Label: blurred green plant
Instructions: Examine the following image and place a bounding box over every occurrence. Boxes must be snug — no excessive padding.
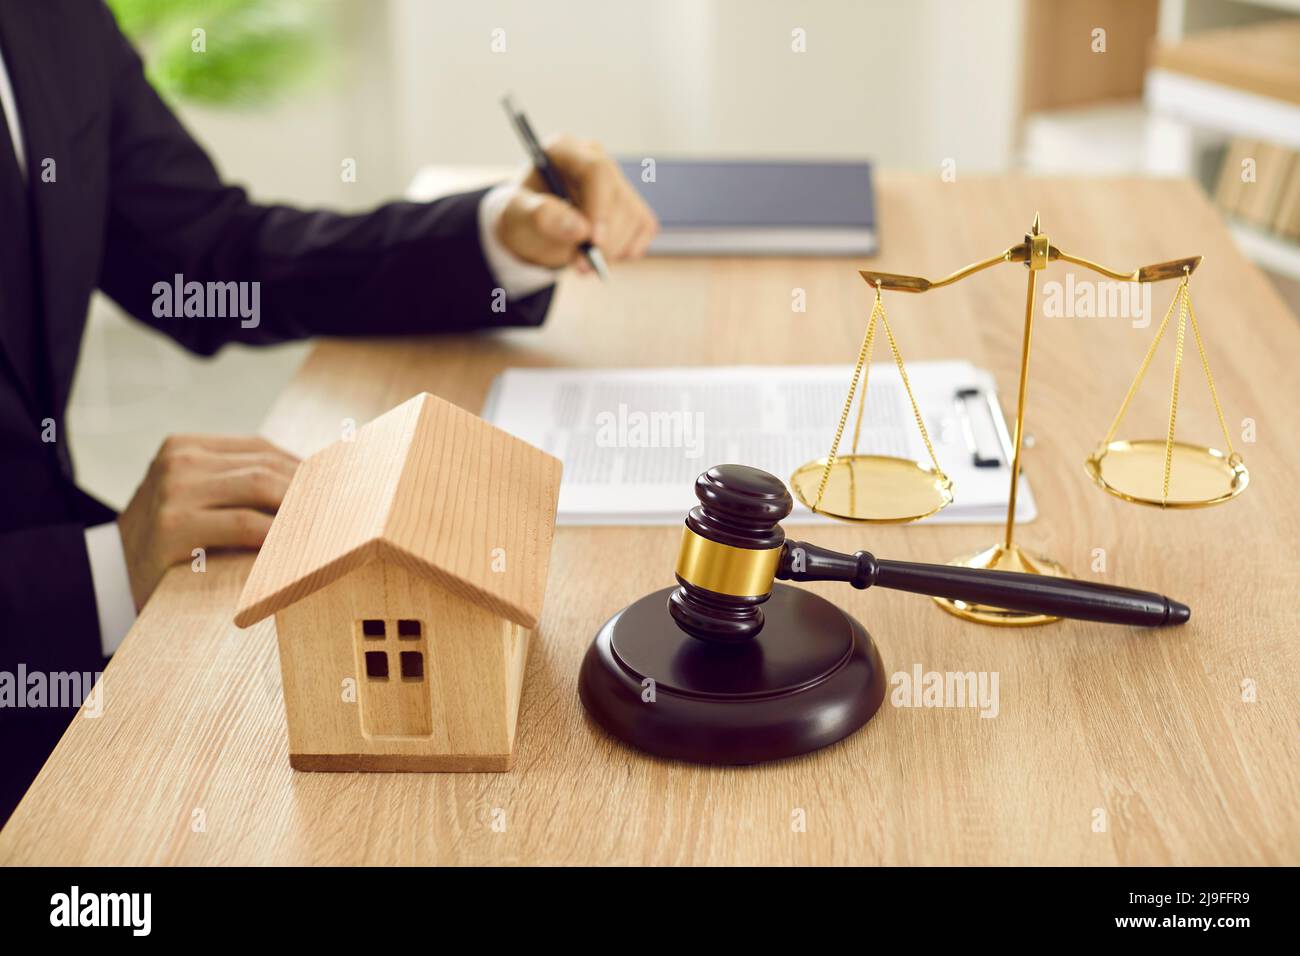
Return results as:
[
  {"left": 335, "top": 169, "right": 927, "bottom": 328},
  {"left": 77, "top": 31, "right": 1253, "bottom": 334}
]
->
[{"left": 106, "top": 0, "right": 325, "bottom": 107}]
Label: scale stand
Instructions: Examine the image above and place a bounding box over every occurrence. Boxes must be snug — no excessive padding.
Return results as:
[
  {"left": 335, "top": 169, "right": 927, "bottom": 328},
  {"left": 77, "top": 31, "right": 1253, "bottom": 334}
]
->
[{"left": 791, "top": 213, "right": 1247, "bottom": 627}]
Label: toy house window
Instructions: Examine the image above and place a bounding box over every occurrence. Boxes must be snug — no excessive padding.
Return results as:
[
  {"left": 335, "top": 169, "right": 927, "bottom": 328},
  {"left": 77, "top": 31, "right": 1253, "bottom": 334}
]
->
[
  {"left": 356, "top": 619, "right": 426, "bottom": 684},
  {"left": 400, "top": 651, "right": 424, "bottom": 680},
  {"left": 353, "top": 618, "right": 430, "bottom": 737},
  {"left": 364, "top": 651, "right": 389, "bottom": 679}
]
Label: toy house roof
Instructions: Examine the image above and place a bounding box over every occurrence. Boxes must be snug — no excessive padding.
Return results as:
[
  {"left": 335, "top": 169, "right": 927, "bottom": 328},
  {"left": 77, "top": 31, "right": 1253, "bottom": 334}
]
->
[{"left": 234, "top": 392, "right": 562, "bottom": 630}]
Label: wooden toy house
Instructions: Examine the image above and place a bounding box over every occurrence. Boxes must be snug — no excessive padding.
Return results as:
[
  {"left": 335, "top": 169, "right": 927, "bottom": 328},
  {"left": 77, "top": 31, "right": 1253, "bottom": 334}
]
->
[{"left": 233, "top": 392, "right": 561, "bottom": 772}]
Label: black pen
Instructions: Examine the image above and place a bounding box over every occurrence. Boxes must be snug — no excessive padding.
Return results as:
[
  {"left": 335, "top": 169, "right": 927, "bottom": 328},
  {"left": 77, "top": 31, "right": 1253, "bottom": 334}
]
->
[{"left": 501, "top": 94, "right": 609, "bottom": 281}]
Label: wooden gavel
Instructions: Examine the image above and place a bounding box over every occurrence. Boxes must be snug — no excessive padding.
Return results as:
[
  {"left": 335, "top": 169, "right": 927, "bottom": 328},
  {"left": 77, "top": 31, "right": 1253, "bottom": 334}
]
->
[{"left": 669, "top": 464, "right": 1191, "bottom": 642}]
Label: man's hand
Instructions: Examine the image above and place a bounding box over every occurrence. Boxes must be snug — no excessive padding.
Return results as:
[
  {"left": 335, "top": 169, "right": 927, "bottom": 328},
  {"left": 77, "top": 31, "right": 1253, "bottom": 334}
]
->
[
  {"left": 117, "top": 435, "right": 299, "bottom": 610},
  {"left": 496, "top": 134, "right": 658, "bottom": 271}
]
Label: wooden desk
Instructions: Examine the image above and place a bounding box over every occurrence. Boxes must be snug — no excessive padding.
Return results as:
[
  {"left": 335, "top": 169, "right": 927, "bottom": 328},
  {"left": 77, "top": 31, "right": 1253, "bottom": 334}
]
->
[{"left": 3, "top": 174, "right": 1297, "bottom": 865}]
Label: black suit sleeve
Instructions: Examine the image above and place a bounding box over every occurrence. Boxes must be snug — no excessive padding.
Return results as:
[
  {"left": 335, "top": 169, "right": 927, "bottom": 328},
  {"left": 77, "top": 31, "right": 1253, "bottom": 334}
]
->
[
  {"left": 0, "top": 523, "right": 104, "bottom": 674},
  {"left": 0, "top": 521, "right": 107, "bottom": 823},
  {"left": 91, "top": 4, "right": 551, "bottom": 357}
]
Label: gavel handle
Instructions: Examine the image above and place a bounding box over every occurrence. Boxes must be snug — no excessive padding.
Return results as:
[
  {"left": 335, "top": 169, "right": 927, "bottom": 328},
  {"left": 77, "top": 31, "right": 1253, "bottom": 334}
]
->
[{"left": 777, "top": 541, "right": 1190, "bottom": 628}]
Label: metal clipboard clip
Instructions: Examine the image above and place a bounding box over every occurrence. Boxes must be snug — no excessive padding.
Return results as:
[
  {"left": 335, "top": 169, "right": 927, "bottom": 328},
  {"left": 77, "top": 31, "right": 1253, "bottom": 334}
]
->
[{"left": 954, "top": 387, "right": 1013, "bottom": 469}]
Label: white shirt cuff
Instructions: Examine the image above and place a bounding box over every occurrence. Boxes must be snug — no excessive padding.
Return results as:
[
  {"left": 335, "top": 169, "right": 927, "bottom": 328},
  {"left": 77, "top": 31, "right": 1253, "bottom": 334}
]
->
[
  {"left": 84, "top": 522, "right": 137, "bottom": 657},
  {"left": 477, "top": 183, "right": 560, "bottom": 300}
]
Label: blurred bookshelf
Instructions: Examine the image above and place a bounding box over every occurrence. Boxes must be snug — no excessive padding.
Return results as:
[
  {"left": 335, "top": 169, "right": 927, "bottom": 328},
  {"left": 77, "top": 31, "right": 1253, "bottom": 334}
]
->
[
  {"left": 1148, "top": 13, "right": 1300, "bottom": 286},
  {"left": 1017, "top": 0, "right": 1300, "bottom": 306}
]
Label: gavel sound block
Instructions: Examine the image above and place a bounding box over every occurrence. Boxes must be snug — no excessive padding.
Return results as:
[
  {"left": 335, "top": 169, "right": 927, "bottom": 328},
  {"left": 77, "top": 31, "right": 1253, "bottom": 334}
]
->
[
  {"left": 579, "top": 464, "right": 883, "bottom": 764},
  {"left": 579, "top": 464, "right": 1190, "bottom": 765}
]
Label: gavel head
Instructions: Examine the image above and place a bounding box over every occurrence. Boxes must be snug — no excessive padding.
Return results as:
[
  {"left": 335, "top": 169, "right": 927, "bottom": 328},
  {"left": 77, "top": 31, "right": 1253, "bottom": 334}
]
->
[{"left": 668, "top": 464, "right": 792, "bottom": 642}]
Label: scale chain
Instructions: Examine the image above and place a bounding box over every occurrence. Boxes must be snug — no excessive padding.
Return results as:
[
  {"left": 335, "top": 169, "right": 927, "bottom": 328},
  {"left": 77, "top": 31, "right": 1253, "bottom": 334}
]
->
[
  {"left": 812, "top": 291, "right": 881, "bottom": 512},
  {"left": 1185, "top": 290, "right": 1237, "bottom": 460},
  {"left": 1162, "top": 281, "right": 1190, "bottom": 502},
  {"left": 878, "top": 305, "right": 946, "bottom": 480},
  {"left": 1101, "top": 276, "right": 1183, "bottom": 448},
  {"left": 813, "top": 286, "right": 948, "bottom": 514}
]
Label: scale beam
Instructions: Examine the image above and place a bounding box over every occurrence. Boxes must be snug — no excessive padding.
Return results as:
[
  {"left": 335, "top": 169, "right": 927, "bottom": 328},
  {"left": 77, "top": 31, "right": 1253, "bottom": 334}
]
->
[{"left": 860, "top": 248, "right": 1201, "bottom": 293}]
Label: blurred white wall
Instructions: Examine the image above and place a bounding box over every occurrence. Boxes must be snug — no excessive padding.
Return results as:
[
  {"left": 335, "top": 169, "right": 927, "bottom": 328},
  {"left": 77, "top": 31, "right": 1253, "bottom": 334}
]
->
[
  {"left": 176, "top": 0, "right": 398, "bottom": 210},
  {"left": 186, "top": 0, "right": 1027, "bottom": 200},
  {"left": 387, "top": 0, "right": 1024, "bottom": 178}
]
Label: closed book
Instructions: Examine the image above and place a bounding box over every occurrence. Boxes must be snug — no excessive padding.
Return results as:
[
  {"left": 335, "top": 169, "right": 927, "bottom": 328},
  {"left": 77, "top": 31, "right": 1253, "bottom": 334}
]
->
[
  {"left": 619, "top": 159, "right": 876, "bottom": 256},
  {"left": 1238, "top": 141, "right": 1293, "bottom": 229},
  {"left": 1213, "top": 138, "right": 1254, "bottom": 218},
  {"left": 1270, "top": 155, "right": 1300, "bottom": 240}
]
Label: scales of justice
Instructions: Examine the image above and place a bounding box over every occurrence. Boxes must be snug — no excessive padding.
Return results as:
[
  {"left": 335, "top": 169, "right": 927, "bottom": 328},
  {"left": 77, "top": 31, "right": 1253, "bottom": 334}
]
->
[{"left": 788, "top": 213, "right": 1250, "bottom": 626}]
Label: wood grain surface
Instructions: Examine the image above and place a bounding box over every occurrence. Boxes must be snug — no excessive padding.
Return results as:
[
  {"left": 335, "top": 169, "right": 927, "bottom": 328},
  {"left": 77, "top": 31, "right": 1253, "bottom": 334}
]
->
[{"left": 2, "top": 174, "right": 1297, "bottom": 865}]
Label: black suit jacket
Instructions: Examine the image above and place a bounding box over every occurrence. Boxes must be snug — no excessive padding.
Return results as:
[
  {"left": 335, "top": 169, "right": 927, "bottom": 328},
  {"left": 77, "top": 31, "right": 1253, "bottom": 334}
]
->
[{"left": 0, "top": 0, "right": 552, "bottom": 823}]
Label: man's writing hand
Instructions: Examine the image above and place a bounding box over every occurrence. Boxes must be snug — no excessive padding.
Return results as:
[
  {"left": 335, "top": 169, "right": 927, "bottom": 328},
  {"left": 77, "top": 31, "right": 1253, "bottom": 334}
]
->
[{"left": 496, "top": 134, "right": 658, "bottom": 272}]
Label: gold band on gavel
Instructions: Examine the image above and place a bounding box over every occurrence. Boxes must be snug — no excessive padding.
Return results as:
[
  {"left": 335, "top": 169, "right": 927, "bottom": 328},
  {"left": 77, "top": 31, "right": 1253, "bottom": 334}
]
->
[{"left": 674, "top": 526, "right": 783, "bottom": 598}]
